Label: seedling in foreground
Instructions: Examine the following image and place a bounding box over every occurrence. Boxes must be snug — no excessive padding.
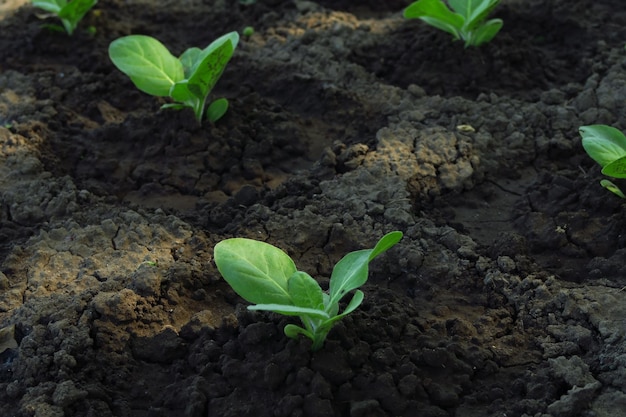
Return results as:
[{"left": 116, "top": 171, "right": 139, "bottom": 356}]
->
[
  {"left": 404, "top": 0, "right": 503, "bottom": 48},
  {"left": 214, "top": 231, "right": 403, "bottom": 351},
  {"left": 108, "top": 32, "right": 239, "bottom": 124},
  {"left": 579, "top": 124, "right": 626, "bottom": 198},
  {"left": 31, "top": 0, "right": 97, "bottom": 35}
]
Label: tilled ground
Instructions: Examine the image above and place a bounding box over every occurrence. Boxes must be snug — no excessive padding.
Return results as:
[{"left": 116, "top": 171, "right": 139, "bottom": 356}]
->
[{"left": 1, "top": 0, "right": 626, "bottom": 416}]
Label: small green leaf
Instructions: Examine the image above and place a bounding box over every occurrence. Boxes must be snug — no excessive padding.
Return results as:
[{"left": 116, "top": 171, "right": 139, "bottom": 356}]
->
[
  {"left": 469, "top": 18, "right": 503, "bottom": 47},
  {"left": 32, "top": 0, "right": 65, "bottom": 14},
  {"left": 179, "top": 47, "right": 202, "bottom": 78},
  {"left": 288, "top": 271, "right": 323, "bottom": 309},
  {"left": 58, "top": 0, "right": 97, "bottom": 34},
  {"left": 186, "top": 33, "right": 238, "bottom": 100},
  {"left": 214, "top": 238, "right": 296, "bottom": 305},
  {"left": 206, "top": 98, "right": 229, "bottom": 123},
  {"left": 580, "top": 125, "right": 626, "bottom": 168},
  {"left": 600, "top": 179, "right": 626, "bottom": 199},
  {"left": 248, "top": 304, "right": 329, "bottom": 319},
  {"left": 404, "top": 0, "right": 464, "bottom": 40},
  {"left": 109, "top": 35, "right": 184, "bottom": 97},
  {"left": 284, "top": 324, "right": 312, "bottom": 340},
  {"left": 449, "top": 0, "right": 499, "bottom": 29},
  {"left": 328, "top": 231, "right": 402, "bottom": 306},
  {"left": 602, "top": 155, "right": 626, "bottom": 178}
]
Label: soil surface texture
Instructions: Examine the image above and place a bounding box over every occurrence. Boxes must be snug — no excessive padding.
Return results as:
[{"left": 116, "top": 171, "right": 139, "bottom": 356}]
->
[{"left": 2, "top": 0, "right": 626, "bottom": 416}]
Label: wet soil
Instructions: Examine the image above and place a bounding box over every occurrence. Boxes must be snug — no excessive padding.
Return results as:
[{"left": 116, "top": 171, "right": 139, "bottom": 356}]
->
[{"left": 2, "top": 0, "right": 626, "bottom": 416}]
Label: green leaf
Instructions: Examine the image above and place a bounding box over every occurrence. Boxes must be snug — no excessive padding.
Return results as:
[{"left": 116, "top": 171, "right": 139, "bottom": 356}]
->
[
  {"left": 368, "top": 231, "right": 403, "bottom": 261},
  {"left": 179, "top": 47, "right": 202, "bottom": 78},
  {"left": 169, "top": 80, "right": 197, "bottom": 105},
  {"left": 214, "top": 238, "right": 296, "bottom": 305},
  {"left": 32, "top": 0, "right": 65, "bottom": 14},
  {"left": 449, "top": 0, "right": 499, "bottom": 29},
  {"left": 580, "top": 125, "right": 626, "bottom": 168},
  {"left": 284, "top": 324, "right": 313, "bottom": 340},
  {"left": 109, "top": 35, "right": 184, "bottom": 97},
  {"left": 288, "top": 271, "right": 323, "bottom": 310},
  {"left": 321, "top": 290, "right": 364, "bottom": 329},
  {"left": 602, "top": 155, "right": 626, "bottom": 178},
  {"left": 206, "top": 98, "right": 229, "bottom": 123},
  {"left": 58, "top": 0, "right": 97, "bottom": 34},
  {"left": 469, "top": 18, "right": 503, "bottom": 47},
  {"left": 186, "top": 32, "right": 238, "bottom": 100},
  {"left": 328, "top": 231, "right": 402, "bottom": 306},
  {"left": 404, "top": 0, "right": 464, "bottom": 40},
  {"left": 600, "top": 179, "right": 626, "bottom": 199},
  {"left": 248, "top": 303, "right": 329, "bottom": 319}
]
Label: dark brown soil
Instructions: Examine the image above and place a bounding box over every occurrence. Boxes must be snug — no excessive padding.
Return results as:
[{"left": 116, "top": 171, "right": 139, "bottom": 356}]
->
[{"left": 2, "top": 0, "right": 626, "bottom": 416}]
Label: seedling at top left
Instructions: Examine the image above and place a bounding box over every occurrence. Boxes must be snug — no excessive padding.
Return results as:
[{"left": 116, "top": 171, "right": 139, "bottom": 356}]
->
[
  {"left": 109, "top": 32, "right": 239, "bottom": 124},
  {"left": 31, "top": 0, "right": 98, "bottom": 35}
]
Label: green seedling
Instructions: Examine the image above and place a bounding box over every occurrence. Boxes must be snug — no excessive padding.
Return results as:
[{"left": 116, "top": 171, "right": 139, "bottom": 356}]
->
[
  {"left": 108, "top": 32, "right": 239, "bottom": 124},
  {"left": 403, "top": 0, "right": 503, "bottom": 47},
  {"left": 579, "top": 124, "right": 626, "bottom": 198},
  {"left": 214, "top": 231, "right": 403, "bottom": 351},
  {"left": 31, "top": 0, "right": 97, "bottom": 35}
]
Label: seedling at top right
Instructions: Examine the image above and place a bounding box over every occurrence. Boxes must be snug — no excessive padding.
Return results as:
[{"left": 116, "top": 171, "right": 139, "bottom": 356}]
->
[{"left": 403, "top": 0, "right": 503, "bottom": 48}]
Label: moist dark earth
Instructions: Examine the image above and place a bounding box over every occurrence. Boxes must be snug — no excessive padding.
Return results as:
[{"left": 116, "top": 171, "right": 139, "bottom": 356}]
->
[{"left": 1, "top": 0, "right": 626, "bottom": 416}]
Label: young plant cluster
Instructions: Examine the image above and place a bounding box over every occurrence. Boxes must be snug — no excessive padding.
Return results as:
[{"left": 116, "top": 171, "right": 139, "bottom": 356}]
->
[
  {"left": 579, "top": 125, "right": 626, "bottom": 198},
  {"left": 31, "top": 0, "right": 97, "bottom": 35},
  {"left": 404, "top": 0, "right": 503, "bottom": 47},
  {"left": 109, "top": 32, "right": 239, "bottom": 124},
  {"left": 214, "top": 232, "right": 403, "bottom": 351}
]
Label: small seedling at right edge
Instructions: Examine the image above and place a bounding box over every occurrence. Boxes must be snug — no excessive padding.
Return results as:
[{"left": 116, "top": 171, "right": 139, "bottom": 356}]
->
[{"left": 579, "top": 124, "right": 626, "bottom": 198}]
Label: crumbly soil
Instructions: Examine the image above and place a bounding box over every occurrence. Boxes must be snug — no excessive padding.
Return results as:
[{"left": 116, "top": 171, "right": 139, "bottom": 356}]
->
[{"left": 1, "top": 0, "right": 626, "bottom": 416}]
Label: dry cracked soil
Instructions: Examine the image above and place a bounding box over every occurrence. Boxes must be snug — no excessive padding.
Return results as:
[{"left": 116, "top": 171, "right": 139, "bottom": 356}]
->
[{"left": 1, "top": 0, "right": 626, "bottom": 416}]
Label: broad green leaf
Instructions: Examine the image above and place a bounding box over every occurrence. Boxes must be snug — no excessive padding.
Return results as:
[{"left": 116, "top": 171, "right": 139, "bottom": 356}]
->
[
  {"left": 404, "top": 0, "right": 464, "bottom": 40},
  {"left": 580, "top": 125, "right": 626, "bottom": 168},
  {"left": 206, "top": 98, "right": 229, "bottom": 123},
  {"left": 288, "top": 271, "right": 323, "bottom": 310},
  {"left": 109, "top": 35, "right": 184, "bottom": 97},
  {"left": 32, "top": 0, "right": 66, "bottom": 14},
  {"left": 214, "top": 238, "right": 296, "bottom": 305},
  {"left": 328, "top": 231, "right": 402, "bottom": 306},
  {"left": 469, "top": 18, "right": 503, "bottom": 47},
  {"left": 600, "top": 179, "right": 626, "bottom": 199},
  {"left": 602, "top": 155, "right": 626, "bottom": 178},
  {"left": 248, "top": 303, "right": 329, "bottom": 319},
  {"left": 186, "top": 33, "right": 238, "bottom": 100}
]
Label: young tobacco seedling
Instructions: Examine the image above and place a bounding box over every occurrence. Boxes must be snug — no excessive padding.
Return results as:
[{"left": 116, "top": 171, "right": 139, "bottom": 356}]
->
[
  {"left": 214, "top": 231, "right": 403, "bottom": 351},
  {"left": 108, "top": 32, "right": 239, "bottom": 124},
  {"left": 31, "top": 0, "right": 97, "bottom": 35},
  {"left": 404, "top": 0, "right": 503, "bottom": 48},
  {"left": 579, "top": 124, "right": 626, "bottom": 199}
]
